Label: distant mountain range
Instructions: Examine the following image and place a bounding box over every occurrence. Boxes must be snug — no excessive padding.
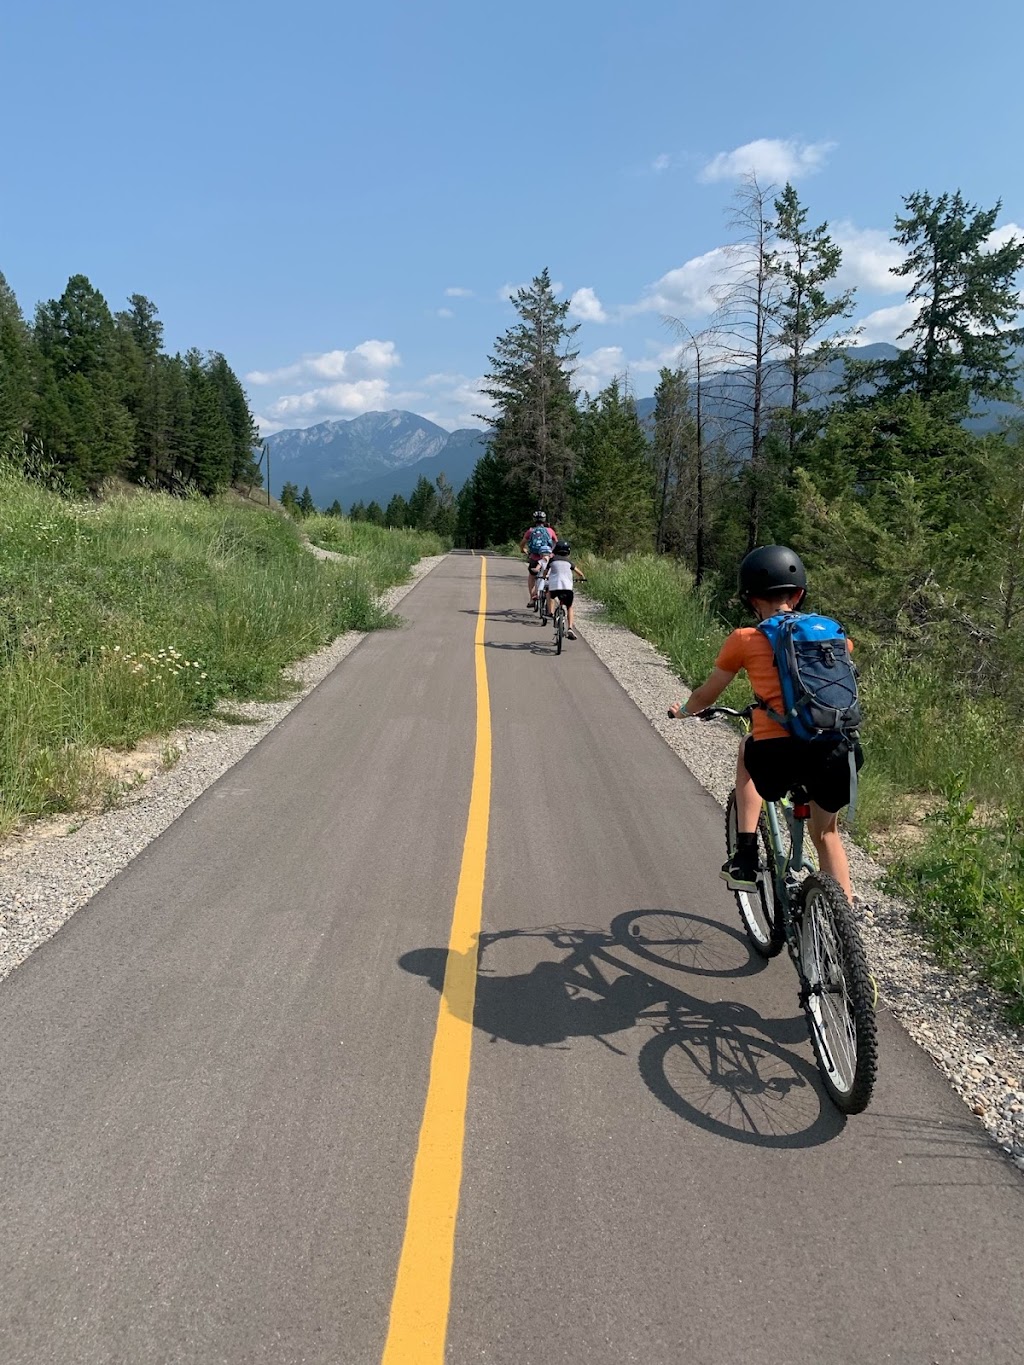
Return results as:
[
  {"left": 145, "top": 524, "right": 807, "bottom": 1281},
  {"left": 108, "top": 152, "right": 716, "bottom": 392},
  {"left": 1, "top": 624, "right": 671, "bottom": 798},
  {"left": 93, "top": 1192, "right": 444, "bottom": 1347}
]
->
[
  {"left": 264, "top": 344, "right": 1021, "bottom": 511},
  {"left": 264, "top": 410, "right": 488, "bottom": 510}
]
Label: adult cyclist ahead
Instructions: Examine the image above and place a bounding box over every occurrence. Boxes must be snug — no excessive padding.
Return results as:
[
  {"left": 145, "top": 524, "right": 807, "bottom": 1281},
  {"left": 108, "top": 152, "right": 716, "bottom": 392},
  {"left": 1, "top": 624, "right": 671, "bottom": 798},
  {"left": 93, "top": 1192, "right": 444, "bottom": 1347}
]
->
[{"left": 520, "top": 511, "right": 558, "bottom": 610}]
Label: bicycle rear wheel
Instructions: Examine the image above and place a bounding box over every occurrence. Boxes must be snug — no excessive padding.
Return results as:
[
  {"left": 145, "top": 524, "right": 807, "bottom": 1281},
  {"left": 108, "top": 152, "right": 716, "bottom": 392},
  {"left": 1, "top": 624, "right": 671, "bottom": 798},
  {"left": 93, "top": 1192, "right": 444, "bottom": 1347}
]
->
[
  {"left": 798, "top": 874, "right": 877, "bottom": 1114},
  {"left": 724, "top": 790, "right": 784, "bottom": 958}
]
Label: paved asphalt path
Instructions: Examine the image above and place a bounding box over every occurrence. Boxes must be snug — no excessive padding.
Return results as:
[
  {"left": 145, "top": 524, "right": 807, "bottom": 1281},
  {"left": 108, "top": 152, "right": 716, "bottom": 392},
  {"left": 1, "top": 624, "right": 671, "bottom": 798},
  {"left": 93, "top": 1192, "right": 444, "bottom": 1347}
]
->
[{"left": 2, "top": 552, "right": 1021, "bottom": 1365}]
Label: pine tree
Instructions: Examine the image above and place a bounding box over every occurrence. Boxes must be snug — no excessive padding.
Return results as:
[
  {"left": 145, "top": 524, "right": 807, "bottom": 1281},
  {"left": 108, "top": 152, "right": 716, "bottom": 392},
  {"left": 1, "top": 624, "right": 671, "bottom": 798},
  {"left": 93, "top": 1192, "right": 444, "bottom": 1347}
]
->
[
  {"left": 0, "top": 271, "right": 34, "bottom": 445},
  {"left": 572, "top": 380, "right": 653, "bottom": 555},
  {"left": 407, "top": 475, "right": 438, "bottom": 530},
  {"left": 31, "top": 275, "right": 134, "bottom": 489},
  {"left": 280, "top": 481, "right": 300, "bottom": 513},
  {"left": 874, "top": 191, "right": 1024, "bottom": 415},
  {"left": 480, "top": 268, "right": 580, "bottom": 532},
  {"left": 327, "top": 499, "right": 344, "bottom": 518},
  {"left": 114, "top": 294, "right": 164, "bottom": 483},
  {"left": 298, "top": 485, "right": 316, "bottom": 517},
  {"left": 769, "top": 184, "right": 856, "bottom": 458},
  {"left": 385, "top": 492, "right": 408, "bottom": 527},
  {"left": 185, "top": 350, "right": 233, "bottom": 493},
  {"left": 206, "top": 351, "right": 260, "bottom": 483},
  {"left": 456, "top": 447, "right": 508, "bottom": 547}
]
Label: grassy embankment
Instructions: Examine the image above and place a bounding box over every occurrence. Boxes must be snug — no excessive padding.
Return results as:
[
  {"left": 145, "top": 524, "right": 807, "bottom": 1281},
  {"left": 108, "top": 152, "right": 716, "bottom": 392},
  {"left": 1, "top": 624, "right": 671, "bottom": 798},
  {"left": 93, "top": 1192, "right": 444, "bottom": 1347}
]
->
[
  {"left": 0, "top": 466, "right": 446, "bottom": 837},
  {"left": 583, "top": 554, "right": 1024, "bottom": 1022}
]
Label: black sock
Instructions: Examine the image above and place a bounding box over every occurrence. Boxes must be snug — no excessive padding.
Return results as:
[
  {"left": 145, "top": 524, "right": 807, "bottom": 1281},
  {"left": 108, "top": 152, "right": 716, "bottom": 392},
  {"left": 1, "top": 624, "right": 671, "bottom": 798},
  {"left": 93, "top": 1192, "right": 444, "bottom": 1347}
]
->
[{"left": 737, "top": 832, "right": 757, "bottom": 852}]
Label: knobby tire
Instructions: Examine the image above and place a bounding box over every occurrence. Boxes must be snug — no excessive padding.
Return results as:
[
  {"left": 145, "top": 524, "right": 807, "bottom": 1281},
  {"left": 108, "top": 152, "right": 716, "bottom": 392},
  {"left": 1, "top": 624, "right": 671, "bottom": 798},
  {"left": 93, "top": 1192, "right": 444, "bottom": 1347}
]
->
[{"left": 799, "top": 874, "right": 877, "bottom": 1114}]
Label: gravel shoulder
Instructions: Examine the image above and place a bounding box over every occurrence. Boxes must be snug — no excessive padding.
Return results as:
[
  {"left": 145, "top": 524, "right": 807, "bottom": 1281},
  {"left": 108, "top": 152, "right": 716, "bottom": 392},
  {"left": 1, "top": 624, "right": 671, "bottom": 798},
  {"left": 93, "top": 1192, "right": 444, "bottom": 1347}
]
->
[
  {"left": 0, "top": 553, "right": 447, "bottom": 983},
  {"left": 573, "top": 591, "right": 1024, "bottom": 1173}
]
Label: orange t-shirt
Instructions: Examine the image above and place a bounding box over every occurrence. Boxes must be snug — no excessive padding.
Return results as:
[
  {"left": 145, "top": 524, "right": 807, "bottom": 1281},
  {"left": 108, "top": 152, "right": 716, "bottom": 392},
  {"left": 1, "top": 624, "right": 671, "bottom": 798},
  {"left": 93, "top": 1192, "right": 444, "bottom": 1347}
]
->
[{"left": 715, "top": 625, "right": 854, "bottom": 741}]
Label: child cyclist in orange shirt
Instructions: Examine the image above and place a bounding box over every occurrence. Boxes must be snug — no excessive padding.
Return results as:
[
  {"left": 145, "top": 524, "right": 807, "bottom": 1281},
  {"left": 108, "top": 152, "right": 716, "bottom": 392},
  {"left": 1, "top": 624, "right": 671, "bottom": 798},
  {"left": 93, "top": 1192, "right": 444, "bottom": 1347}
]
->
[{"left": 669, "top": 546, "right": 863, "bottom": 901}]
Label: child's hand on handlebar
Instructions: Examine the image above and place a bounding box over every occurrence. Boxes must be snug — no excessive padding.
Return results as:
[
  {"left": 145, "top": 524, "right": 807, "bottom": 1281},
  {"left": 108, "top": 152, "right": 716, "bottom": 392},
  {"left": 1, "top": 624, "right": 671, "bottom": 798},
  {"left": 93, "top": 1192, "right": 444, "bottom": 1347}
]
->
[{"left": 667, "top": 702, "right": 685, "bottom": 719}]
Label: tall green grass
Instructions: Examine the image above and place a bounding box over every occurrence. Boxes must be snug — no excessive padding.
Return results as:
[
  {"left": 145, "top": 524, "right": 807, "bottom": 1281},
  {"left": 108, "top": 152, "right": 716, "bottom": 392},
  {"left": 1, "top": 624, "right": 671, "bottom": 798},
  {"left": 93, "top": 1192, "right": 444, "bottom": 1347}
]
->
[
  {"left": 0, "top": 468, "right": 441, "bottom": 833},
  {"left": 583, "top": 553, "right": 1024, "bottom": 1017},
  {"left": 303, "top": 515, "right": 449, "bottom": 582}
]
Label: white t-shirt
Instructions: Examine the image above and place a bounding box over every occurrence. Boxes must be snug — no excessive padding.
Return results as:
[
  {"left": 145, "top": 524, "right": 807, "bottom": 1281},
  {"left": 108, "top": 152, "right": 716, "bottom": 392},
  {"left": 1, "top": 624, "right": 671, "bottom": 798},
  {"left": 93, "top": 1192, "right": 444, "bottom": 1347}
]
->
[{"left": 546, "top": 558, "right": 574, "bottom": 591}]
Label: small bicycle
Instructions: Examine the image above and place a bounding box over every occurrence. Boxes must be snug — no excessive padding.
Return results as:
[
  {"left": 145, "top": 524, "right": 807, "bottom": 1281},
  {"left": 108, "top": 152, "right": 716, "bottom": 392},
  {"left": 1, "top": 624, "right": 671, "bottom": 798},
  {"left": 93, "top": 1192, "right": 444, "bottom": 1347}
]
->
[
  {"left": 535, "top": 569, "right": 549, "bottom": 623},
  {"left": 552, "top": 596, "right": 568, "bottom": 654},
  {"left": 672, "top": 702, "right": 878, "bottom": 1114}
]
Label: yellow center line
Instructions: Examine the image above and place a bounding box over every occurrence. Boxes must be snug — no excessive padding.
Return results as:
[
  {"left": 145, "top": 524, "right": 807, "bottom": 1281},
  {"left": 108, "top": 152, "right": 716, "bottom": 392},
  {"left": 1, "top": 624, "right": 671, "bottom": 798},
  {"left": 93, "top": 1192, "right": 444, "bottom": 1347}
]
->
[{"left": 381, "top": 556, "right": 491, "bottom": 1364}]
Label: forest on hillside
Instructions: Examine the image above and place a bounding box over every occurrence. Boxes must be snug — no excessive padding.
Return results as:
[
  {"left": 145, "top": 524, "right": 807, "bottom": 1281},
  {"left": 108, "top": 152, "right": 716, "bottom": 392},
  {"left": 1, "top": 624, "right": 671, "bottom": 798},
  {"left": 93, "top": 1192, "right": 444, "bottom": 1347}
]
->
[{"left": 0, "top": 272, "right": 260, "bottom": 495}]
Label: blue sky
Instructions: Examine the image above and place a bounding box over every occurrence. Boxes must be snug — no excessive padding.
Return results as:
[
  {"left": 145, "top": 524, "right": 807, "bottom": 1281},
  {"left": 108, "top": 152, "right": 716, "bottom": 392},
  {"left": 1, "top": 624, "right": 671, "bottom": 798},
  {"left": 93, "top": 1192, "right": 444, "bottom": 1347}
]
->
[{"left": 2, "top": 0, "right": 1021, "bottom": 434}]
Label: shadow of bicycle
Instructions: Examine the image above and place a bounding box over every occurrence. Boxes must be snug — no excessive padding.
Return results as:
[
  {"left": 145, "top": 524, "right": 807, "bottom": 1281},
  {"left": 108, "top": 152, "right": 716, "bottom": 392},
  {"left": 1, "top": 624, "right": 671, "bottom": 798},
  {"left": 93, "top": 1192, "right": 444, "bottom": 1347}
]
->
[{"left": 399, "top": 909, "right": 842, "bottom": 1148}]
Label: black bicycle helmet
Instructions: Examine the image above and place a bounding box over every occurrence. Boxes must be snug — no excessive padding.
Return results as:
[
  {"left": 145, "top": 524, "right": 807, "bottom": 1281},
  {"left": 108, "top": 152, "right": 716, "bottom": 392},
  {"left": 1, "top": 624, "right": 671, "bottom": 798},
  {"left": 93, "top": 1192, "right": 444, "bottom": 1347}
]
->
[
  {"left": 738, "top": 545, "right": 807, "bottom": 606},
  {"left": 533, "top": 510, "right": 547, "bottom": 524},
  {"left": 553, "top": 539, "right": 570, "bottom": 555}
]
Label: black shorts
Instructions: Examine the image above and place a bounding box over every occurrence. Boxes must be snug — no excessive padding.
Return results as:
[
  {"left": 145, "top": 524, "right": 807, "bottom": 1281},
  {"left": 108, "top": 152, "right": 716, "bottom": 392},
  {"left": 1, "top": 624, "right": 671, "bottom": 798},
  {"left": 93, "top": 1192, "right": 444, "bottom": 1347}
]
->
[
  {"left": 548, "top": 589, "right": 574, "bottom": 606},
  {"left": 742, "top": 737, "right": 864, "bottom": 814},
  {"left": 528, "top": 557, "right": 546, "bottom": 577}
]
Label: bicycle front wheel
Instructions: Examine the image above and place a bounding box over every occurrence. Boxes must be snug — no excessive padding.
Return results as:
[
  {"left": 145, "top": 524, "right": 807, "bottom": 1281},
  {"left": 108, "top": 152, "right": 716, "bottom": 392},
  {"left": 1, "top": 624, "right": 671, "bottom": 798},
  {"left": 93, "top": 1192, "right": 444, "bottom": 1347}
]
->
[
  {"left": 725, "top": 790, "right": 784, "bottom": 958},
  {"left": 799, "top": 874, "right": 877, "bottom": 1114},
  {"left": 555, "top": 607, "right": 564, "bottom": 654}
]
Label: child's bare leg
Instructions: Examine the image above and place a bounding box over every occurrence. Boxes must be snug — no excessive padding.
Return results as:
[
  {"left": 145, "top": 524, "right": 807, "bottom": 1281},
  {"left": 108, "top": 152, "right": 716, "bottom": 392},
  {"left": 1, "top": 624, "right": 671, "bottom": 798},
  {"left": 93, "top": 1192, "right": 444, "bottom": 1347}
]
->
[
  {"left": 735, "top": 738, "right": 761, "bottom": 833},
  {"left": 808, "top": 804, "right": 853, "bottom": 901}
]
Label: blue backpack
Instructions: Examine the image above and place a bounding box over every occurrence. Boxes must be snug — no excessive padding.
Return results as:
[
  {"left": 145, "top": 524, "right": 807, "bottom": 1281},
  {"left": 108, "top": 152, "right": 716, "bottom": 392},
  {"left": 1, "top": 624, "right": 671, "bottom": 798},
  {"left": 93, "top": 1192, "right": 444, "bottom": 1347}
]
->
[
  {"left": 756, "top": 611, "right": 861, "bottom": 744},
  {"left": 528, "top": 525, "right": 554, "bottom": 554},
  {"left": 756, "top": 610, "right": 863, "bottom": 816}
]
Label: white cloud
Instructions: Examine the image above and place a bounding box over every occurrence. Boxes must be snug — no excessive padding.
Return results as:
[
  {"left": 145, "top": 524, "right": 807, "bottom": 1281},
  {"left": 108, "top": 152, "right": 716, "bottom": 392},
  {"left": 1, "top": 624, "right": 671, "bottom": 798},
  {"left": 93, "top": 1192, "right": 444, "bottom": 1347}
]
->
[
  {"left": 699, "top": 138, "right": 836, "bottom": 184},
  {"left": 420, "top": 371, "right": 493, "bottom": 429},
  {"left": 574, "top": 346, "right": 628, "bottom": 397},
  {"left": 831, "top": 222, "right": 905, "bottom": 294},
  {"left": 985, "top": 221, "right": 1024, "bottom": 252},
  {"left": 568, "top": 287, "right": 608, "bottom": 323},
  {"left": 444, "top": 286, "right": 474, "bottom": 297},
  {"left": 627, "top": 245, "right": 734, "bottom": 320},
  {"left": 246, "top": 340, "right": 400, "bottom": 387},
  {"left": 854, "top": 300, "right": 920, "bottom": 346},
  {"left": 651, "top": 152, "right": 671, "bottom": 173},
  {"left": 437, "top": 307, "right": 454, "bottom": 319},
  {"left": 260, "top": 378, "right": 396, "bottom": 425}
]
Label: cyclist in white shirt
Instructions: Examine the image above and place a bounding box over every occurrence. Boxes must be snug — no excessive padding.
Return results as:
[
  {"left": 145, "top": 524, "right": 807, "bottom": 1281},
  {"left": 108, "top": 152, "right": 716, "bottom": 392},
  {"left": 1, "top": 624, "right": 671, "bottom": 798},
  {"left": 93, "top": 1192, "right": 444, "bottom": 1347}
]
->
[{"left": 542, "top": 540, "right": 586, "bottom": 639}]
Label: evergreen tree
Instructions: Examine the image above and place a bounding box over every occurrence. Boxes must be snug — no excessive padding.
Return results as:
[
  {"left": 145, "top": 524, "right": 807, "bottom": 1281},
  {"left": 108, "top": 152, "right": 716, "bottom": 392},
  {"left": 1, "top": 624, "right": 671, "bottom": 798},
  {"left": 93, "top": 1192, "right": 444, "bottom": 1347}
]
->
[
  {"left": 162, "top": 354, "right": 195, "bottom": 489},
  {"left": 0, "top": 271, "right": 34, "bottom": 445},
  {"left": 480, "top": 268, "right": 580, "bottom": 532},
  {"left": 114, "top": 294, "right": 165, "bottom": 484},
  {"left": 206, "top": 351, "right": 260, "bottom": 483},
  {"left": 456, "top": 447, "right": 507, "bottom": 547},
  {"left": 184, "top": 349, "right": 233, "bottom": 493},
  {"left": 572, "top": 380, "right": 653, "bottom": 555},
  {"left": 298, "top": 485, "right": 316, "bottom": 517},
  {"left": 280, "top": 481, "right": 300, "bottom": 513},
  {"left": 768, "top": 184, "right": 856, "bottom": 458},
  {"left": 407, "top": 475, "right": 438, "bottom": 530},
  {"left": 327, "top": 499, "right": 344, "bottom": 518},
  {"left": 872, "top": 192, "right": 1024, "bottom": 415},
  {"left": 365, "top": 499, "right": 384, "bottom": 525},
  {"left": 384, "top": 492, "right": 408, "bottom": 527},
  {"left": 349, "top": 500, "right": 367, "bottom": 521},
  {"left": 32, "top": 275, "right": 135, "bottom": 489}
]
